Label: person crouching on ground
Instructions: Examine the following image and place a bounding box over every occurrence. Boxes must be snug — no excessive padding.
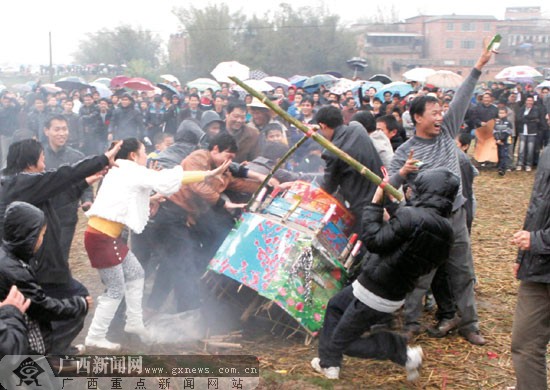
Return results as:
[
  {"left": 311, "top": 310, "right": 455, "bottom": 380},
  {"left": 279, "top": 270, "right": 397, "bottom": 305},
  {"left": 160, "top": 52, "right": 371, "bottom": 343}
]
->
[
  {"left": 84, "top": 138, "right": 229, "bottom": 350},
  {"left": 311, "top": 167, "right": 459, "bottom": 381},
  {"left": 0, "top": 201, "right": 91, "bottom": 355}
]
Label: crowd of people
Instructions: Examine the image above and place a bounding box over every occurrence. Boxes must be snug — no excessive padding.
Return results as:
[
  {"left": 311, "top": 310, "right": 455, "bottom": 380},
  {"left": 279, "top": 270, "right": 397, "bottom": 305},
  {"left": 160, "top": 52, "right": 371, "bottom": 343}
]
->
[{"left": 1, "top": 37, "right": 549, "bottom": 388}]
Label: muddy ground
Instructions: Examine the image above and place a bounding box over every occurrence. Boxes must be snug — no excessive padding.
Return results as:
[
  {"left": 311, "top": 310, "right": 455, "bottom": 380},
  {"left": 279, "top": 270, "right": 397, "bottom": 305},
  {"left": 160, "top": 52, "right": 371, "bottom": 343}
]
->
[{"left": 69, "top": 166, "right": 548, "bottom": 389}]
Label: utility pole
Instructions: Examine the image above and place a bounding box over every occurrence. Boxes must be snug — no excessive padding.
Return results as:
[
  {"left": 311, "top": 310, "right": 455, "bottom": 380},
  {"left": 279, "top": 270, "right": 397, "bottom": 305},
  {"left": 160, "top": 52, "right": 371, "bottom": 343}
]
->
[{"left": 49, "top": 31, "right": 54, "bottom": 83}]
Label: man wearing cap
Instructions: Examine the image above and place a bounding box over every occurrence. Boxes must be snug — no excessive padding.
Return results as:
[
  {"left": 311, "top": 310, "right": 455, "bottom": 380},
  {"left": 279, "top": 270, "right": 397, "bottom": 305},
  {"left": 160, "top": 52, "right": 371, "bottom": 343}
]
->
[{"left": 248, "top": 97, "right": 289, "bottom": 148}]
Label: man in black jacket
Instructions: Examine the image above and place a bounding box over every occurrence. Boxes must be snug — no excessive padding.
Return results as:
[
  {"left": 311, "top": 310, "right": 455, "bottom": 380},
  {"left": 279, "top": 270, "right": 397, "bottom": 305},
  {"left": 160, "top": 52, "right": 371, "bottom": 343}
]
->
[
  {"left": 108, "top": 93, "right": 144, "bottom": 141},
  {"left": 311, "top": 168, "right": 458, "bottom": 381},
  {"left": 0, "top": 138, "right": 120, "bottom": 354},
  {"left": 0, "top": 285, "right": 30, "bottom": 357},
  {"left": 315, "top": 106, "right": 384, "bottom": 233},
  {"left": 0, "top": 201, "right": 91, "bottom": 354},
  {"left": 510, "top": 146, "right": 550, "bottom": 389}
]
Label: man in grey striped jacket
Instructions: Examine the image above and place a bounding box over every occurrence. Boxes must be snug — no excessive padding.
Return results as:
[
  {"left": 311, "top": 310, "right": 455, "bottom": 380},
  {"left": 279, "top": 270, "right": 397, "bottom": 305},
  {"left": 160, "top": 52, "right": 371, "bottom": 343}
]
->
[{"left": 387, "top": 39, "right": 495, "bottom": 346}]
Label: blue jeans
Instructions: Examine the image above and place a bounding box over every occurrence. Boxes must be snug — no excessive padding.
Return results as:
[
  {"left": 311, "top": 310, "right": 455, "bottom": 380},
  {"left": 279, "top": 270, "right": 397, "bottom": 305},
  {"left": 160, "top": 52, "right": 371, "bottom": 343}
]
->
[
  {"left": 517, "top": 134, "right": 536, "bottom": 168},
  {"left": 318, "top": 285, "right": 408, "bottom": 368}
]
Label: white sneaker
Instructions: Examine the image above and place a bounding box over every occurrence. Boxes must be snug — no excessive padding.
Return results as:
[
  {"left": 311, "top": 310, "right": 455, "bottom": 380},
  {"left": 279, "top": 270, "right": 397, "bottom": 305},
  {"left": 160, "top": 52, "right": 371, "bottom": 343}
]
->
[
  {"left": 525, "top": 166, "right": 532, "bottom": 172},
  {"left": 310, "top": 357, "right": 340, "bottom": 380},
  {"left": 405, "top": 346, "right": 423, "bottom": 381},
  {"left": 516, "top": 166, "right": 522, "bottom": 171},
  {"left": 84, "top": 336, "right": 121, "bottom": 351}
]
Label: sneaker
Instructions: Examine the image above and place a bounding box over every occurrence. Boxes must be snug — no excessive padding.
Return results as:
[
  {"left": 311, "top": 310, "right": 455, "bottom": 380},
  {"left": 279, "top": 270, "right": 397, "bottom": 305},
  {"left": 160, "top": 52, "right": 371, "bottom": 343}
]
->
[
  {"left": 85, "top": 336, "right": 121, "bottom": 351},
  {"left": 516, "top": 166, "right": 522, "bottom": 171},
  {"left": 498, "top": 170, "right": 505, "bottom": 176},
  {"left": 310, "top": 357, "right": 340, "bottom": 380},
  {"left": 405, "top": 346, "right": 423, "bottom": 381},
  {"left": 525, "top": 166, "right": 532, "bottom": 172}
]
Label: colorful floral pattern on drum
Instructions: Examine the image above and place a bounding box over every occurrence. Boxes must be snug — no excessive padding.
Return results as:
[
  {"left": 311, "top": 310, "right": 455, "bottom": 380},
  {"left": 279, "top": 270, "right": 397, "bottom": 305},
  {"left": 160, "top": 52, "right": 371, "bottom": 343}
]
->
[{"left": 209, "top": 213, "right": 349, "bottom": 334}]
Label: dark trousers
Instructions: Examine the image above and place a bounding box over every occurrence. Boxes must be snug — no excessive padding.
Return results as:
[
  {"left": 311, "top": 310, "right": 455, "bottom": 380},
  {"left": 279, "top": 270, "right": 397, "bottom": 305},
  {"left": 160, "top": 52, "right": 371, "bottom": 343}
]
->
[
  {"left": 404, "top": 207, "right": 478, "bottom": 333},
  {"left": 497, "top": 143, "right": 508, "bottom": 171},
  {"left": 42, "top": 278, "right": 88, "bottom": 354},
  {"left": 511, "top": 281, "right": 550, "bottom": 390},
  {"left": 318, "top": 285, "right": 408, "bottom": 368}
]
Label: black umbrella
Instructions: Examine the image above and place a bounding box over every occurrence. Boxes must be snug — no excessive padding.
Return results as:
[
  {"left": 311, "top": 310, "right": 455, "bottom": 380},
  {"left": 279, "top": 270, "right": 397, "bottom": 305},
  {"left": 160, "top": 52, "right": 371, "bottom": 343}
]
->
[
  {"left": 324, "top": 71, "right": 343, "bottom": 79},
  {"left": 157, "top": 83, "right": 179, "bottom": 96},
  {"left": 54, "top": 76, "right": 90, "bottom": 91},
  {"left": 347, "top": 57, "right": 368, "bottom": 78},
  {"left": 369, "top": 74, "right": 393, "bottom": 85}
]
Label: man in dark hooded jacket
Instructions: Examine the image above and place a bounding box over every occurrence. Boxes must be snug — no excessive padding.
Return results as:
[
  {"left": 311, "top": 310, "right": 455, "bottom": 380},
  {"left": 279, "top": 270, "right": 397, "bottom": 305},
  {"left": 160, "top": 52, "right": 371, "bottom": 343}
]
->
[
  {"left": 0, "top": 201, "right": 90, "bottom": 354},
  {"left": 311, "top": 168, "right": 458, "bottom": 382},
  {"left": 510, "top": 146, "right": 550, "bottom": 390},
  {"left": 0, "top": 285, "right": 30, "bottom": 357},
  {"left": 108, "top": 93, "right": 144, "bottom": 141}
]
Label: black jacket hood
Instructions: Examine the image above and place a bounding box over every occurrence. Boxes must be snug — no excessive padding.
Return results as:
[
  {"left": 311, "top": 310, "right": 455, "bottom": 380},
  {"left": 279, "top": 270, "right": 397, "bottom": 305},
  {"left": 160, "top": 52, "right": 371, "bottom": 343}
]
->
[
  {"left": 410, "top": 167, "right": 459, "bottom": 217},
  {"left": 175, "top": 119, "right": 205, "bottom": 144},
  {"left": 2, "top": 201, "right": 45, "bottom": 262},
  {"left": 200, "top": 110, "right": 224, "bottom": 131}
]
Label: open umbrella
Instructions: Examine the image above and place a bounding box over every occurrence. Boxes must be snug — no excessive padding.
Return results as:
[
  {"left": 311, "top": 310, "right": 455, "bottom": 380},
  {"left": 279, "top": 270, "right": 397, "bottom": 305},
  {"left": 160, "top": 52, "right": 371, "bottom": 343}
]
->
[
  {"left": 425, "top": 70, "right": 464, "bottom": 89},
  {"left": 360, "top": 81, "right": 385, "bottom": 95},
  {"left": 89, "top": 82, "right": 112, "bottom": 98},
  {"left": 211, "top": 61, "right": 250, "bottom": 84},
  {"left": 233, "top": 79, "right": 273, "bottom": 93},
  {"left": 262, "top": 76, "right": 291, "bottom": 91},
  {"left": 160, "top": 74, "right": 180, "bottom": 85},
  {"left": 157, "top": 83, "right": 179, "bottom": 96},
  {"left": 249, "top": 69, "right": 269, "bottom": 80},
  {"left": 369, "top": 74, "right": 393, "bottom": 84},
  {"left": 402, "top": 68, "right": 436, "bottom": 83},
  {"left": 495, "top": 66, "right": 543, "bottom": 82},
  {"left": 12, "top": 84, "right": 32, "bottom": 93},
  {"left": 110, "top": 76, "right": 130, "bottom": 89},
  {"left": 535, "top": 80, "right": 550, "bottom": 91},
  {"left": 329, "top": 78, "right": 360, "bottom": 95},
  {"left": 41, "top": 84, "right": 62, "bottom": 94},
  {"left": 347, "top": 57, "right": 368, "bottom": 78},
  {"left": 122, "top": 77, "right": 155, "bottom": 91},
  {"left": 289, "top": 75, "right": 308, "bottom": 88},
  {"left": 186, "top": 78, "right": 221, "bottom": 92},
  {"left": 92, "top": 77, "right": 112, "bottom": 87},
  {"left": 303, "top": 74, "right": 338, "bottom": 90},
  {"left": 375, "top": 82, "right": 414, "bottom": 100},
  {"left": 55, "top": 76, "right": 90, "bottom": 91}
]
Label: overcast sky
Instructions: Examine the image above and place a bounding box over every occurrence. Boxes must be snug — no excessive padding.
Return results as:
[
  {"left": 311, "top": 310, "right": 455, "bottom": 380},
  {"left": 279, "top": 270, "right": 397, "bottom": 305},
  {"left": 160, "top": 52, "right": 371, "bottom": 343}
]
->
[{"left": 1, "top": 1, "right": 548, "bottom": 66}]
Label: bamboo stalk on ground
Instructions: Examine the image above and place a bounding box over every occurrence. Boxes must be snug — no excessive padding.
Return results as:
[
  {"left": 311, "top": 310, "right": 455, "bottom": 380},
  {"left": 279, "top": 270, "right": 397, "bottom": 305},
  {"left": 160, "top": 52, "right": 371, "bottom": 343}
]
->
[{"left": 229, "top": 76, "right": 403, "bottom": 201}]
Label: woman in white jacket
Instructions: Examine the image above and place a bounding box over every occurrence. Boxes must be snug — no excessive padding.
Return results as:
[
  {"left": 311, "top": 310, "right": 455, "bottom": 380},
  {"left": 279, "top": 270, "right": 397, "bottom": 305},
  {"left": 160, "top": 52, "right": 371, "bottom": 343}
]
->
[{"left": 83, "top": 138, "right": 228, "bottom": 350}]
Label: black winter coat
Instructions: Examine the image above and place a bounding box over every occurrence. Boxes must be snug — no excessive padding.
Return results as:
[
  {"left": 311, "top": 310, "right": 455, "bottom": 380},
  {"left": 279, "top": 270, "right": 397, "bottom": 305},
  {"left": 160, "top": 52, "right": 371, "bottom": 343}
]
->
[
  {"left": 0, "top": 202, "right": 87, "bottom": 353},
  {"left": 358, "top": 168, "right": 457, "bottom": 301},
  {"left": 321, "top": 122, "right": 384, "bottom": 226},
  {"left": 0, "top": 155, "right": 108, "bottom": 284},
  {"left": 109, "top": 105, "right": 144, "bottom": 140},
  {"left": 517, "top": 147, "right": 550, "bottom": 283},
  {"left": 0, "top": 305, "right": 29, "bottom": 357}
]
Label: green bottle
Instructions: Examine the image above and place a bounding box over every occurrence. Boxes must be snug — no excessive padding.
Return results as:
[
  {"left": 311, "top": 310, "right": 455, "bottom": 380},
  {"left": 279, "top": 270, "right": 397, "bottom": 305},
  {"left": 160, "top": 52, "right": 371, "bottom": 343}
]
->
[{"left": 487, "top": 34, "right": 502, "bottom": 52}]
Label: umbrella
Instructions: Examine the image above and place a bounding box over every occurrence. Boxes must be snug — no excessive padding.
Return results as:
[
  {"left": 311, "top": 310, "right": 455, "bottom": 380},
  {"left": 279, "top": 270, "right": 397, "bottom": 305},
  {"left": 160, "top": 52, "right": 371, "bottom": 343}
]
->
[
  {"left": 262, "top": 76, "right": 291, "bottom": 91},
  {"left": 495, "top": 65, "right": 543, "bottom": 81},
  {"left": 122, "top": 77, "right": 155, "bottom": 91},
  {"left": 110, "top": 76, "right": 130, "bottom": 89},
  {"left": 160, "top": 74, "right": 180, "bottom": 85},
  {"left": 369, "top": 74, "right": 393, "bottom": 84},
  {"left": 233, "top": 79, "right": 273, "bottom": 93},
  {"left": 402, "top": 68, "right": 436, "bottom": 83},
  {"left": 425, "top": 70, "right": 464, "bottom": 89},
  {"left": 41, "top": 84, "right": 62, "bottom": 93},
  {"left": 375, "top": 81, "right": 414, "bottom": 100},
  {"left": 303, "top": 74, "right": 338, "bottom": 89},
  {"left": 289, "top": 75, "right": 308, "bottom": 87},
  {"left": 12, "top": 84, "right": 32, "bottom": 93},
  {"left": 92, "top": 77, "right": 112, "bottom": 87},
  {"left": 157, "top": 83, "right": 179, "bottom": 96},
  {"left": 211, "top": 61, "right": 250, "bottom": 84},
  {"left": 249, "top": 69, "right": 269, "bottom": 80},
  {"left": 360, "top": 81, "right": 385, "bottom": 95},
  {"left": 89, "top": 82, "right": 112, "bottom": 98},
  {"left": 329, "top": 78, "right": 360, "bottom": 95},
  {"left": 535, "top": 80, "right": 550, "bottom": 91},
  {"left": 54, "top": 76, "right": 90, "bottom": 91},
  {"left": 186, "top": 78, "right": 221, "bottom": 92},
  {"left": 347, "top": 57, "right": 368, "bottom": 78}
]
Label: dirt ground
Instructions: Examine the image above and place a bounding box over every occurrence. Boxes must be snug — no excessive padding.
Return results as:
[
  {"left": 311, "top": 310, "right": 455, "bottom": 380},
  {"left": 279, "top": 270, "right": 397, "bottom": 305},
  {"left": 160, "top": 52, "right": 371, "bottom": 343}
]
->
[{"left": 69, "top": 166, "right": 549, "bottom": 389}]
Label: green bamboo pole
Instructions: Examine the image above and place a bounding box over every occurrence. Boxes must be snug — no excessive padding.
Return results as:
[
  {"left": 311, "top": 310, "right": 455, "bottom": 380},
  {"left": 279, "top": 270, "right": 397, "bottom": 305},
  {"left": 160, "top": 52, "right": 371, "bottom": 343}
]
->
[
  {"left": 246, "top": 135, "right": 309, "bottom": 209},
  {"left": 230, "top": 76, "right": 403, "bottom": 201}
]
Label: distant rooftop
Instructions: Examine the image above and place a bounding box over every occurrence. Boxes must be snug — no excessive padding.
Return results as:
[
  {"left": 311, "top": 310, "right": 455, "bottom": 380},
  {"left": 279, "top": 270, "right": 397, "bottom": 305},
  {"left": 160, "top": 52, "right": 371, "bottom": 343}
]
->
[
  {"left": 365, "top": 32, "right": 423, "bottom": 37},
  {"left": 425, "top": 15, "right": 498, "bottom": 22}
]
